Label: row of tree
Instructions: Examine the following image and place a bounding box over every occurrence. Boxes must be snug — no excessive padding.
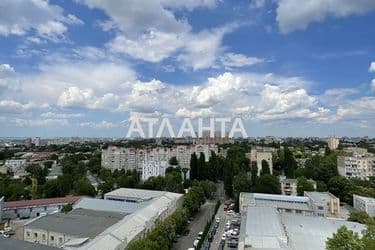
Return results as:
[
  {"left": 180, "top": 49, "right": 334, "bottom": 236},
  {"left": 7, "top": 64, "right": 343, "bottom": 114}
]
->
[{"left": 127, "top": 180, "right": 216, "bottom": 250}]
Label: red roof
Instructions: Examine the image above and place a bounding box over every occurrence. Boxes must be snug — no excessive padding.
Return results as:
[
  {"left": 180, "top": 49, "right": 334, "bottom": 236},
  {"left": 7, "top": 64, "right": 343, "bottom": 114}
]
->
[{"left": 4, "top": 196, "right": 82, "bottom": 209}]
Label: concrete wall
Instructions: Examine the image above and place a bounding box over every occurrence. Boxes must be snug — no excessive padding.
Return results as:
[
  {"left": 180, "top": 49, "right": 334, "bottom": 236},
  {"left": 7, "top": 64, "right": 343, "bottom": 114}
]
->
[{"left": 24, "top": 226, "right": 75, "bottom": 248}]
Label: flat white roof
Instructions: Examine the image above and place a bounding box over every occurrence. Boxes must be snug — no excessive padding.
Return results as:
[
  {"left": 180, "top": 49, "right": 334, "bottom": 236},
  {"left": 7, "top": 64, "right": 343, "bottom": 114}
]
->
[{"left": 104, "top": 188, "right": 167, "bottom": 200}]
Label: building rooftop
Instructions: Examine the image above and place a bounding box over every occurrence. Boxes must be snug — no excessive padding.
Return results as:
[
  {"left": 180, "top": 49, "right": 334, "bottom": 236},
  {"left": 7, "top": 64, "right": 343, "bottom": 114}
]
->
[
  {"left": 104, "top": 188, "right": 169, "bottom": 201},
  {"left": 0, "top": 237, "right": 58, "bottom": 250},
  {"left": 281, "top": 213, "right": 365, "bottom": 250},
  {"left": 25, "top": 208, "right": 124, "bottom": 239},
  {"left": 73, "top": 197, "right": 149, "bottom": 214},
  {"left": 241, "top": 193, "right": 312, "bottom": 211},
  {"left": 304, "top": 192, "right": 337, "bottom": 203},
  {"left": 240, "top": 206, "right": 365, "bottom": 250},
  {"left": 240, "top": 206, "right": 288, "bottom": 249},
  {"left": 353, "top": 194, "right": 375, "bottom": 203},
  {"left": 4, "top": 196, "right": 82, "bottom": 209}
]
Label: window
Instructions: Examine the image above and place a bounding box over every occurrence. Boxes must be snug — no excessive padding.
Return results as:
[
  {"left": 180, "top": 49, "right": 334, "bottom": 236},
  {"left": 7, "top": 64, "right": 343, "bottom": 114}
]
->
[
  {"left": 318, "top": 206, "right": 324, "bottom": 210},
  {"left": 59, "top": 238, "right": 63, "bottom": 244},
  {"left": 34, "top": 233, "right": 38, "bottom": 238},
  {"left": 26, "top": 232, "right": 30, "bottom": 237},
  {"left": 42, "top": 234, "right": 46, "bottom": 241},
  {"left": 50, "top": 235, "right": 54, "bottom": 241}
]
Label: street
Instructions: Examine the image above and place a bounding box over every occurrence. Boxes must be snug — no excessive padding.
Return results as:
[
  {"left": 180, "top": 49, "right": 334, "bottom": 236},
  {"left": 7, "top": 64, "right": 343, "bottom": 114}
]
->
[{"left": 172, "top": 201, "right": 216, "bottom": 250}]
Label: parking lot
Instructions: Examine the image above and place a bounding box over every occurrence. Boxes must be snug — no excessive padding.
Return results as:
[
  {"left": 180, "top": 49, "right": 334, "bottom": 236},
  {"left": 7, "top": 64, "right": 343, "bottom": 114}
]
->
[{"left": 207, "top": 201, "right": 241, "bottom": 250}]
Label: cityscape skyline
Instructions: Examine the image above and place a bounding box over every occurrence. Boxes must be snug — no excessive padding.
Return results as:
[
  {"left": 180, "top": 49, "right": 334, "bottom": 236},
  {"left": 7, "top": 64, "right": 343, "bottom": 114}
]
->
[{"left": 0, "top": 0, "right": 375, "bottom": 137}]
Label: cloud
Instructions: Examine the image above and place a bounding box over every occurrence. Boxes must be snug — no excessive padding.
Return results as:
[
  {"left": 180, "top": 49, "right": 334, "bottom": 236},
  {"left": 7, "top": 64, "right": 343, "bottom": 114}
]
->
[
  {"left": 79, "top": 120, "right": 117, "bottom": 129},
  {"left": 12, "top": 118, "right": 69, "bottom": 127},
  {"left": 371, "top": 79, "right": 375, "bottom": 92},
  {"left": 0, "top": 0, "right": 83, "bottom": 40},
  {"left": 57, "top": 87, "right": 118, "bottom": 110},
  {"left": 41, "top": 112, "right": 84, "bottom": 119},
  {"left": 0, "top": 64, "right": 15, "bottom": 78},
  {"left": 220, "top": 53, "right": 264, "bottom": 68},
  {"left": 0, "top": 100, "right": 49, "bottom": 114},
  {"left": 276, "top": 0, "right": 375, "bottom": 33},
  {"left": 78, "top": 0, "right": 235, "bottom": 69},
  {"left": 370, "top": 62, "right": 375, "bottom": 73}
]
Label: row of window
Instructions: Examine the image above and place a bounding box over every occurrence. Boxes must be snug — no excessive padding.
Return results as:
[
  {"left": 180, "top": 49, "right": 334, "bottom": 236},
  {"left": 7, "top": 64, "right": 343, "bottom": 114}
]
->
[{"left": 26, "top": 232, "right": 63, "bottom": 244}]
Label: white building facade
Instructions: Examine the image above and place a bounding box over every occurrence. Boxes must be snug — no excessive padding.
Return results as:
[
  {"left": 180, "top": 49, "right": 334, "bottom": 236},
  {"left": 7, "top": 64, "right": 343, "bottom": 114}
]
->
[
  {"left": 353, "top": 195, "right": 375, "bottom": 217},
  {"left": 141, "top": 161, "right": 168, "bottom": 180},
  {"left": 101, "top": 144, "right": 218, "bottom": 172}
]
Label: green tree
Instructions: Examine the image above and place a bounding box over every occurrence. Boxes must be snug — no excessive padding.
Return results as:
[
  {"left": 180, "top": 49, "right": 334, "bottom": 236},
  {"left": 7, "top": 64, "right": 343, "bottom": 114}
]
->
[
  {"left": 73, "top": 178, "right": 96, "bottom": 196},
  {"left": 348, "top": 211, "right": 374, "bottom": 225},
  {"left": 252, "top": 174, "right": 281, "bottom": 194},
  {"left": 327, "top": 176, "right": 355, "bottom": 204},
  {"left": 250, "top": 162, "right": 258, "bottom": 185},
  {"left": 190, "top": 153, "right": 198, "bottom": 180},
  {"left": 260, "top": 160, "right": 270, "bottom": 175},
  {"left": 234, "top": 172, "right": 252, "bottom": 193},
  {"left": 326, "top": 226, "right": 364, "bottom": 250},
  {"left": 296, "top": 176, "right": 315, "bottom": 196},
  {"left": 169, "top": 156, "right": 178, "bottom": 166},
  {"left": 61, "top": 203, "right": 73, "bottom": 213},
  {"left": 284, "top": 147, "right": 297, "bottom": 178}
]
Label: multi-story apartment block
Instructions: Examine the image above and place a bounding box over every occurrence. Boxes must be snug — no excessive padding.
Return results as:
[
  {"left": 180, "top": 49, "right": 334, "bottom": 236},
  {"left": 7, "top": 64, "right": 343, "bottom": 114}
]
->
[
  {"left": 353, "top": 195, "right": 375, "bottom": 217},
  {"left": 4, "top": 159, "right": 27, "bottom": 172},
  {"left": 101, "top": 144, "right": 218, "bottom": 172},
  {"left": 141, "top": 160, "right": 168, "bottom": 180},
  {"left": 327, "top": 136, "right": 339, "bottom": 150},
  {"left": 338, "top": 148, "right": 375, "bottom": 180}
]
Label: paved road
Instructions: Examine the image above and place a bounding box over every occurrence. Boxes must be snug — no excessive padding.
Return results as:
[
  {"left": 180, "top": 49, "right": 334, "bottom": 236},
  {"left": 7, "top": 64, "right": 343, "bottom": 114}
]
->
[
  {"left": 210, "top": 203, "right": 226, "bottom": 250},
  {"left": 173, "top": 201, "right": 216, "bottom": 250}
]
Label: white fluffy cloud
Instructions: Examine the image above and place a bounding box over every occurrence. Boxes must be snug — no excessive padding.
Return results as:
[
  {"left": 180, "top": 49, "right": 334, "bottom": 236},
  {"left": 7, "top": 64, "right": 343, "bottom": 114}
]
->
[
  {"left": 220, "top": 53, "right": 264, "bottom": 68},
  {"left": 0, "top": 0, "right": 83, "bottom": 40},
  {"left": 370, "top": 62, "right": 375, "bottom": 73},
  {"left": 79, "top": 120, "right": 117, "bottom": 129},
  {"left": 78, "top": 0, "right": 234, "bottom": 69},
  {"left": 0, "top": 100, "right": 49, "bottom": 114},
  {"left": 371, "top": 79, "right": 375, "bottom": 92},
  {"left": 0, "top": 64, "right": 14, "bottom": 78},
  {"left": 277, "top": 0, "right": 375, "bottom": 33},
  {"left": 13, "top": 118, "right": 69, "bottom": 127}
]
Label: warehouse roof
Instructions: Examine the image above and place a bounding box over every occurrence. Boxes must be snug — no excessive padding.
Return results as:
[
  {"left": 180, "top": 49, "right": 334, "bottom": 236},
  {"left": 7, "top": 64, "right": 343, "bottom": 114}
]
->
[
  {"left": 73, "top": 197, "right": 149, "bottom": 214},
  {"left": 4, "top": 196, "right": 81, "bottom": 209},
  {"left": 104, "top": 188, "right": 167, "bottom": 201},
  {"left": 304, "top": 192, "right": 337, "bottom": 203},
  {"left": 25, "top": 208, "right": 123, "bottom": 238},
  {"left": 281, "top": 213, "right": 365, "bottom": 250}
]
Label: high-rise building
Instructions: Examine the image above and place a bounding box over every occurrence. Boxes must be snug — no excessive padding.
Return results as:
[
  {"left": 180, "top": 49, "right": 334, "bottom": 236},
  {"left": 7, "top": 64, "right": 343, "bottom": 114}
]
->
[
  {"left": 337, "top": 148, "right": 375, "bottom": 180},
  {"left": 327, "top": 136, "right": 339, "bottom": 150},
  {"left": 101, "top": 144, "right": 218, "bottom": 172}
]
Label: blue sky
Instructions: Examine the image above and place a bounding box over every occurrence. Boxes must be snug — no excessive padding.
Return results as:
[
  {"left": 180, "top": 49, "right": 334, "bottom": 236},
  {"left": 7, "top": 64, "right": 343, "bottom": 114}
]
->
[{"left": 0, "top": 0, "right": 374, "bottom": 138}]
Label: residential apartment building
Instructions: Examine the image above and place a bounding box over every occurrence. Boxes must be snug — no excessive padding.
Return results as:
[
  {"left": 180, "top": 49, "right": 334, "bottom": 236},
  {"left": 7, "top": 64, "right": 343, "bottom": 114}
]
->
[
  {"left": 338, "top": 148, "right": 375, "bottom": 180},
  {"left": 4, "top": 159, "right": 27, "bottom": 172},
  {"left": 327, "top": 136, "right": 339, "bottom": 150},
  {"left": 141, "top": 160, "right": 168, "bottom": 180},
  {"left": 280, "top": 177, "right": 316, "bottom": 196},
  {"left": 353, "top": 195, "right": 375, "bottom": 217},
  {"left": 101, "top": 144, "right": 218, "bottom": 171}
]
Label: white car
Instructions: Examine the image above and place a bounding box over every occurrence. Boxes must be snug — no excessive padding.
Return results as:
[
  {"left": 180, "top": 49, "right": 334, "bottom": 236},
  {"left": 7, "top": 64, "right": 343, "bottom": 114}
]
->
[{"left": 193, "top": 239, "right": 199, "bottom": 247}]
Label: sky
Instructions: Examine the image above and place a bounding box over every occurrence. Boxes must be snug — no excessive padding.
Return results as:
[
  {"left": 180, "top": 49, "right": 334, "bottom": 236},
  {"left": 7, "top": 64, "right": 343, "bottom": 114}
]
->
[{"left": 0, "top": 0, "right": 374, "bottom": 138}]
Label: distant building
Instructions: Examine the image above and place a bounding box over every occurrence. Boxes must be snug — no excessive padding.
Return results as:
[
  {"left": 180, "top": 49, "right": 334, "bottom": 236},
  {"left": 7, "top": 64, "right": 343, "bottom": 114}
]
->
[
  {"left": 337, "top": 149, "right": 375, "bottom": 180},
  {"left": 247, "top": 148, "right": 273, "bottom": 176},
  {"left": 2, "top": 196, "right": 81, "bottom": 220},
  {"left": 32, "top": 137, "right": 41, "bottom": 147},
  {"left": 304, "top": 191, "right": 340, "bottom": 218},
  {"left": 353, "top": 195, "right": 375, "bottom": 217},
  {"left": 238, "top": 206, "right": 365, "bottom": 250},
  {"left": 141, "top": 160, "right": 168, "bottom": 180},
  {"left": 280, "top": 177, "right": 316, "bottom": 196},
  {"left": 4, "top": 159, "right": 27, "bottom": 172},
  {"left": 327, "top": 137, "right": 339, "bottom": 150},
  {"left": 46, "top": 163, "right": 63, "bottom": 180},
  {"left": 101, "top": 144, "right": 217, "bottom": 171},
  {"left": 195, "top": 130, "right": 233, "bottom": 145},
  {"left": 24, "top": 138, "right": 32, "bottom": 148}
]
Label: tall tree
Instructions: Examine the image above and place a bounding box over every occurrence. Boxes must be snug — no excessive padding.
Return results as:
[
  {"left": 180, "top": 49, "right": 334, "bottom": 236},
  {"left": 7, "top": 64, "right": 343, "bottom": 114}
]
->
[
  {"left": 296, "top": 176, "right": 315, "bottom": 196},
  {"left": 190, "top": 153, "right": 198, "bottom": 180},
  {"left": 252, "top": 174, "right": 281, "bottom": 194},
  {"left": 260, "top": 160, "right": 270, "bottom": 175}
]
